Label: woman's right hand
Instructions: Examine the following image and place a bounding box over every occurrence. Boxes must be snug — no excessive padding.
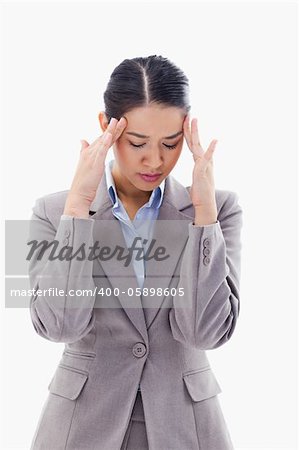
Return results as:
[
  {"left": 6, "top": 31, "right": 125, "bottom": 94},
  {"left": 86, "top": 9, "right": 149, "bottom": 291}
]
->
[{"left": 63, "top": 117, "right": 127, "bottom": 218}]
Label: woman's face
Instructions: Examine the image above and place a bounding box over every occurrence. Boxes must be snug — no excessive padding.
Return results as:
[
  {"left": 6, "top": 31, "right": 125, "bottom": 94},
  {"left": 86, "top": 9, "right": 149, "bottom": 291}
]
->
[{"left": 99, "top": 104, "right": 186, "bottom": 193}]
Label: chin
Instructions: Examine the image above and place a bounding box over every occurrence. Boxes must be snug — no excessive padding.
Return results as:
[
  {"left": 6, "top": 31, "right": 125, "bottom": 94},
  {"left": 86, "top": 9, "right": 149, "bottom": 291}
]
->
[
  {"left": 138, "top": 178, "right": 164, "bottom": 190},
  {"left": 135, "top": 182, "right": 155, "bottom": 191}
]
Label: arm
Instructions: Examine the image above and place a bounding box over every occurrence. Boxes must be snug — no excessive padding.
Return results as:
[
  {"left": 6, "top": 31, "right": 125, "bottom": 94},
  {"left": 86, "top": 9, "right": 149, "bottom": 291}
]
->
[
  {"left": 169, "top": 191, "right": 243, "bottom": 350},
  {"left": 27, "top": 197, "right": 97, "bottom": 343},
  {"left": 27, "top": 118, "right": 128, "bottom": 343}
]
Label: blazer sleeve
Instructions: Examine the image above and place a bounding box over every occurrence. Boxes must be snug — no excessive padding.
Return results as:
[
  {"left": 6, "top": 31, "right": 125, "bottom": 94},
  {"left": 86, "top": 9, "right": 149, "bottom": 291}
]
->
[
  {"left": 27, "top": 197, "right": 97, "bottom": 343},
  {"left": 168, "top": 190, "right": 243, "bottom": 350}
]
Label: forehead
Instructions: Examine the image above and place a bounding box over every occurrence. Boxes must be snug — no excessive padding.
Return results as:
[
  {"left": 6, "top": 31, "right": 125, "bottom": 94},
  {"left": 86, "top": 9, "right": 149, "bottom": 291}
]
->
[{"left": 123, "top": 105, "right": 185, "bottom": 136}]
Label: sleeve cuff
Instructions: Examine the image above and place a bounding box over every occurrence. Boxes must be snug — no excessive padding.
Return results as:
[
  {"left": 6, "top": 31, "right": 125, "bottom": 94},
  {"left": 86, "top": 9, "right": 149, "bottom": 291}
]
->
[
  {"left": 191, "top": 220, "right": 219, "bottom": 228},
  {"left": 60, "top": 214, "right": 94, "bottom": 221}
]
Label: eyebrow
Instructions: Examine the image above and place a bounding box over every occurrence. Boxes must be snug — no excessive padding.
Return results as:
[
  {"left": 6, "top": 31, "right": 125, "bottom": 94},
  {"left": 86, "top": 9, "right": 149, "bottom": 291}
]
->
[{"left": 126, "top": 130, "right": 183, "bottom": 139}]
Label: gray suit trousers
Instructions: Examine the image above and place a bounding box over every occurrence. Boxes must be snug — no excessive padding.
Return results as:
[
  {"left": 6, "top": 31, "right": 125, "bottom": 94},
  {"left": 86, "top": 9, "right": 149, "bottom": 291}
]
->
[{"left": 121, "top": 391, "right": 148, "bottom": 449}]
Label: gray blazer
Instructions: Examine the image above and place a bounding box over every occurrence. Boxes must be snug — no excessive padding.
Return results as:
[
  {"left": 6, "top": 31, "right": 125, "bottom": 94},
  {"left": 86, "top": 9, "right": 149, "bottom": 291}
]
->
[{"left": 28, "top": 172, "right": 243, "bottom": 450}]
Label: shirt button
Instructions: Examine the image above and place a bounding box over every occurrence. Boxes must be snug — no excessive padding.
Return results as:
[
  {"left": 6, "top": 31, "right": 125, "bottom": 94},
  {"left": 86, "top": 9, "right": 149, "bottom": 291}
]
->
[
  {"left": 203, "top": 247, "right": 211, "bottom": 256},
  {"left": 132, "top": 343, "right": 147, "bottom": 358}
]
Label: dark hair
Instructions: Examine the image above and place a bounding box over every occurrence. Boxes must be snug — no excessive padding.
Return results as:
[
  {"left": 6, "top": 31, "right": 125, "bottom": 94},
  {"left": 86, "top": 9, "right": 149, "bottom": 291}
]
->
[{"left": 103, "top": 55, "right": 191, "bottom": 123}]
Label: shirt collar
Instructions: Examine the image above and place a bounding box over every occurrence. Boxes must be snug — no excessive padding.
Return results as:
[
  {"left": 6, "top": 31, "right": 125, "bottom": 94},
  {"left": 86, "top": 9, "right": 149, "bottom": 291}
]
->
[{"left": 105, "top": 159, "right": 165, "bottom": 209}]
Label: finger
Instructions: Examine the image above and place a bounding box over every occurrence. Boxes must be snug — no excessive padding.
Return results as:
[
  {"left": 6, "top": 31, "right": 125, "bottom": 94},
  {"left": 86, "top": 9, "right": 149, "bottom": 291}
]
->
[
  {"left": 194, "top": 140, "right": 217, "bottom": 173},
  {"left": 197, "top": 144, "right": 217, "bottom": 176},
  {"left": 186, "top": 119, "right": 203, "bottom": 161},
  {"left": 105, "top": 117, "right": 118, "bottom": 137},
  {"left": 183, "top": 114, "right": 192, "bottom": 149},
  {"left": 184, "top": 115, "right": 202, "bottom": 161},
  {"left": 88, "top": 117, "right": 118, "bottom": 149},
  {"left": 95, "top": 117, "right": 125, "bottom": 151},
  {"left": 113, "top": 117, "right": 127, "bottom": 142},
  {"left": 94, "top": 132, "right": 112, "bottom": 165},
  {"left": 86, "top": 119, "right": 117, "bottom": 157},
  {"left": 204, "top": 140, "right": 217, "bottom": 162},
  {"left": 80, "top": 139, "right": 90, "bottom": 153},
  {"left": 191, "top": 119, "right": 204, "bottom": 157}
]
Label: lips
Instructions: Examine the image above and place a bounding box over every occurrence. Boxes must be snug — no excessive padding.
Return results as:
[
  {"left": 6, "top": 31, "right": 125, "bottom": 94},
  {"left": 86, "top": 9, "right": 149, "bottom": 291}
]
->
[
  {"left": 140, "top": 173, "right": 162, "bottom": 176},
  {"left": 139, "top": 173, "right": 162, "bottom": 182}
]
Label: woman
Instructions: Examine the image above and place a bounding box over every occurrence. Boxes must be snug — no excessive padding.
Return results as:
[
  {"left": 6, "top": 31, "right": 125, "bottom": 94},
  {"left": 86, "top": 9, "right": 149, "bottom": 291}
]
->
[{"left": 28, "top": 55, "right": 243, "bottom": 450}]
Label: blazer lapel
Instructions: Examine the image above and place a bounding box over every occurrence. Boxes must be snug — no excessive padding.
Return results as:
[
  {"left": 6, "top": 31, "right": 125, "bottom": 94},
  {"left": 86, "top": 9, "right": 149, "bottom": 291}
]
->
[
  {"left": 88, "top": 169, "right": 194, "bottom": 339},
  {"left": 141, "top": 176, "right": 193, "bottom": 329},
  {"left": 89, "top": 173, "right": 149, "bottom": 344}
]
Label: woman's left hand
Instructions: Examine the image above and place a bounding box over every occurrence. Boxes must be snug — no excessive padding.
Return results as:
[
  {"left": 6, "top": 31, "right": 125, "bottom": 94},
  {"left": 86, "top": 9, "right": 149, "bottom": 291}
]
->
[{"left": 183, "top": 114, "right": 218, "bottom": 224}]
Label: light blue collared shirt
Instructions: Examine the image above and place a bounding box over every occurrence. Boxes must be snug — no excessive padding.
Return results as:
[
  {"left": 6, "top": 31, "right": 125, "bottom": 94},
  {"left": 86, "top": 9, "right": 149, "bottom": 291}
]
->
[{"left": 105, "top": 159, "right": 165, "bottom": 290}]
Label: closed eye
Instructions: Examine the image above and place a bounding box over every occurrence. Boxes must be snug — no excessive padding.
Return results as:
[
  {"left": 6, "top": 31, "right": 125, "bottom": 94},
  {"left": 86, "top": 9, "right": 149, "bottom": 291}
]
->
[{"left": 129, "top": 142, "right": 179, "bottom": 150}]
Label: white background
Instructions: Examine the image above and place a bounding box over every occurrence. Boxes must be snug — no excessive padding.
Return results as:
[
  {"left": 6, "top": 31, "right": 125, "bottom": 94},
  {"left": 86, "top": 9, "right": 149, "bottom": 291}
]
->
[{"left": 1, "top": 1, "right": 298, "bottom": 449}]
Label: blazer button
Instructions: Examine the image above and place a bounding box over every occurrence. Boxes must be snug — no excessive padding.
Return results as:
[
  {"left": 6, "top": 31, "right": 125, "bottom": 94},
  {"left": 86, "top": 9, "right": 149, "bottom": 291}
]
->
[
  {"left": 203, "top": 238, "right": 210, "bottom": 247},
  {"left": 132, "top": 343, "right": 147, "bottom": 358},
  {"left": 203, "top": 256, "right": 211, "bottom": 265},
  {"left": 63, "top": 230, "right": 71, "bottom": 245},
  {"left": 203, "top": 247, "right": 210, "bottom": 256}
]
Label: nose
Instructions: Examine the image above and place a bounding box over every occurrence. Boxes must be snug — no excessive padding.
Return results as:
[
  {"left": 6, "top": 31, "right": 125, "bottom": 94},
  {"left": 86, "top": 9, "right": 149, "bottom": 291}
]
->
[{"left": 143, "top": 148, "right": 163, "bottom": 170}]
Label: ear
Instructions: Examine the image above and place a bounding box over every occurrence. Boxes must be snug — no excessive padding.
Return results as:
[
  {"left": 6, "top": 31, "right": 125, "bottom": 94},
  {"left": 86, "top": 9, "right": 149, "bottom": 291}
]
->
[{"left": 98, "top": 111, "right": 109, "bottom": 133}]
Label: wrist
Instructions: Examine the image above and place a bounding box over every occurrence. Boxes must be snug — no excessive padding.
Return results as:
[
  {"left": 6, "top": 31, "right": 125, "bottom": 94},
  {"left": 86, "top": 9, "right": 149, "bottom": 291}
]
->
[
  {"left": 64, "top": 194, "right": 91, "bottom": 219},
  {"left": 194, "top": 205, "right": 217, "bottom": 226},
  {"left": 63, "top": 208, "right": 90, "bottom": 219},
  {"left": 63, "top": 206, "right": 90, "bottom": 219}
]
